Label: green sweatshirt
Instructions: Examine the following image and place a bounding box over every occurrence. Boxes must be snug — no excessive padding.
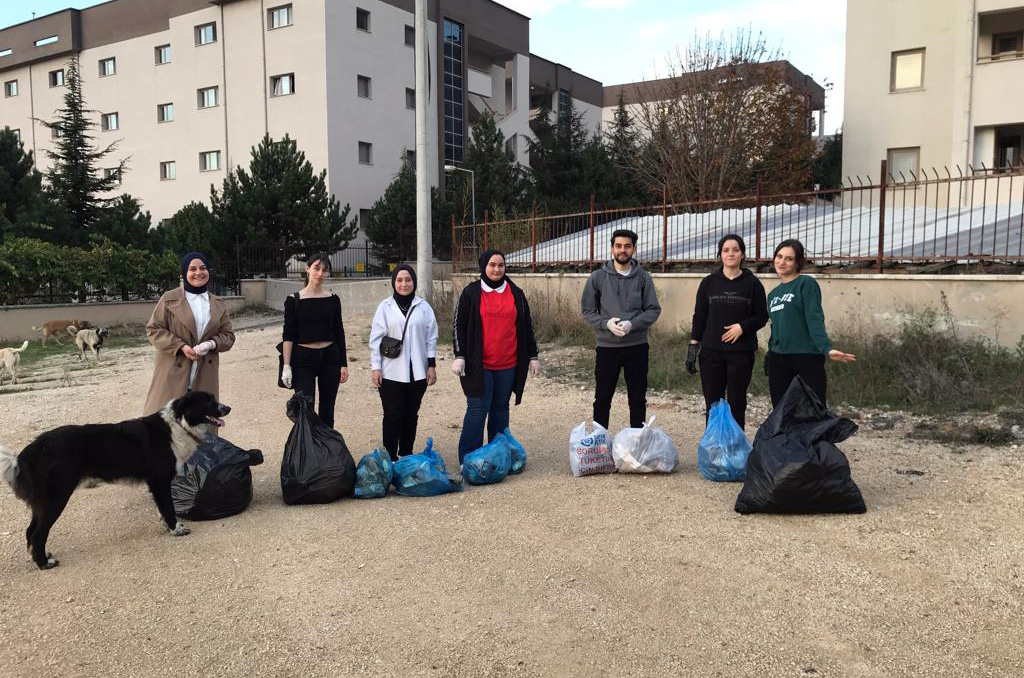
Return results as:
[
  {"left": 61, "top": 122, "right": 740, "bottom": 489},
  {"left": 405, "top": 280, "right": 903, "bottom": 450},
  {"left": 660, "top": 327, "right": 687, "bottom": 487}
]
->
[{"left": 767, "top": 275, "right": 832, "bottom": 355}]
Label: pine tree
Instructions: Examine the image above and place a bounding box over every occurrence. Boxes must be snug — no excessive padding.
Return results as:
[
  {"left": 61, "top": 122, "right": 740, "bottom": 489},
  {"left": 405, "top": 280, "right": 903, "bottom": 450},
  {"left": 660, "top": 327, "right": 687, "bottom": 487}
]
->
[
  {"left": 364, "top": 154, "right": 451, "bottom": 261},
  {"left": 210, "top": 134, "right": 358, "bottom": 259},
  {"left": 37, "top": 55, "right": 125, "bottom": 245},
  {"left": 461, "top": 112, "right": 528, "bottom": 221},
  {"left": 0, "top": 126, "right": 45, "bottom": 241}
]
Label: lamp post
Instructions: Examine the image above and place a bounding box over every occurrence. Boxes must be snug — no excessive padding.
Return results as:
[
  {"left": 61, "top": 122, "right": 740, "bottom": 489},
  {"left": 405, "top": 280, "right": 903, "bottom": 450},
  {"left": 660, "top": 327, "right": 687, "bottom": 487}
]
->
[{"left": 444, "top": 164, "right": 476, "bottom": 224}]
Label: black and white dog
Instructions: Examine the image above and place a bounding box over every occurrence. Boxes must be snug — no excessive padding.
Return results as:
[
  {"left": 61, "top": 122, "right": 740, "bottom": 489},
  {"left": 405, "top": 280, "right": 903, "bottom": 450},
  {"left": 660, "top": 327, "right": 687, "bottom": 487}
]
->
[{"left": 0, "top": 391, "right": 230, "bottom": 569}]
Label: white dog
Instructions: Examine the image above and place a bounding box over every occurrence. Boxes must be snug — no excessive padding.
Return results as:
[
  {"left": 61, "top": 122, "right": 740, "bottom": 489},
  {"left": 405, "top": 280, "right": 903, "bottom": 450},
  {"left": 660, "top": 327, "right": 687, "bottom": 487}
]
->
[{"left": 0, "top": 341, "right": 29, "bottom": 385}]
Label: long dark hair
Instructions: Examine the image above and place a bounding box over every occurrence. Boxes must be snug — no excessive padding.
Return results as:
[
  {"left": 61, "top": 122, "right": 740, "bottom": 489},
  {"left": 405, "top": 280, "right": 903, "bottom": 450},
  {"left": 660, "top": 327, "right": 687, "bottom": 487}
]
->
[{"left": 773, "top": 239, "right": 807, "bottom": 272}]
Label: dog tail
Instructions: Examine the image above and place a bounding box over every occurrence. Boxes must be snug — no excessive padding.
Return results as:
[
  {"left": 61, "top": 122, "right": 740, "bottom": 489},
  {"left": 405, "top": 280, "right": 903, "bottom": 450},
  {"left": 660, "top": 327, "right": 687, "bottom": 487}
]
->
[
  {"left": 0, "top": 445, "right": 20, "bottom": 494},
  {"left": 12, "top": 341, "right": 29, "bottom": 353},
  {"left": 67, "top": 325, "right": 79, "bottom": 336},
  {"left": 31, "top": 326, "right": 41, "bottom": 332}
]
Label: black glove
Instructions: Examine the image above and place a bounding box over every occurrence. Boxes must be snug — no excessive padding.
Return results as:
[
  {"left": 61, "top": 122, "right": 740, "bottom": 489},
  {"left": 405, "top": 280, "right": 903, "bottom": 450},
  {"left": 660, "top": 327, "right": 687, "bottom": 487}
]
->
[{"left": 685, "top": 343, "right": 699, "bottom": 375}]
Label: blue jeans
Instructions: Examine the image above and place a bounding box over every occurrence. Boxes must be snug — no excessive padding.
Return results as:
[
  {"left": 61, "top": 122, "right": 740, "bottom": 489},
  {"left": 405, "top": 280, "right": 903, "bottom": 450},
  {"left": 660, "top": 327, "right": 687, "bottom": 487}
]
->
[{"left": 458, "top": 367, "right": 515, "bottom": 461}]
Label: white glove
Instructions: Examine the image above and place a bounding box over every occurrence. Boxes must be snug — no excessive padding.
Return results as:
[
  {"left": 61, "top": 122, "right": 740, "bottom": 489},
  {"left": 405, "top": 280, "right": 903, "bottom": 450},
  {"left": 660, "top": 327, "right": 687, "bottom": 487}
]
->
[
  {"left": 529, "top": 359, "right": 541, "bottom": 377},
  {"left": 281, "top": 364, "right": 293, "bottom": 388},
  {"left": 606, "top": 317, "right": 626, "bottom": 337},
  {"left": 618, "top": 320, "right": 632, "bottom": 335},
  {"left": 451, "top": 357, "right": 466, "bottom": 377},
  {"left": 193, "top": 340, "right": 216, "bottom": 356}
]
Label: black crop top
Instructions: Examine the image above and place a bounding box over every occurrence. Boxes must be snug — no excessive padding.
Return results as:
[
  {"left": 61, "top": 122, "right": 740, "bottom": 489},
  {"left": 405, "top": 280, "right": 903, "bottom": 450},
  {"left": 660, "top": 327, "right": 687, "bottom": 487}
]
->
[{"left": 282, "top": 294, "right": 348, "bottom": 366}]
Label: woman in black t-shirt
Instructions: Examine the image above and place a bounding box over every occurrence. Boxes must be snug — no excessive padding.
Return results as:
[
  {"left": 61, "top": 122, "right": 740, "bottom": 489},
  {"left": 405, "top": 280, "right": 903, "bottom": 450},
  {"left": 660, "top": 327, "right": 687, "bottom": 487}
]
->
[
  {"left": 687, "top": 234, "right": 768, "bottom": 429},
  {"left": 280, "top": 253, "right": 349, "bottom": 428}
]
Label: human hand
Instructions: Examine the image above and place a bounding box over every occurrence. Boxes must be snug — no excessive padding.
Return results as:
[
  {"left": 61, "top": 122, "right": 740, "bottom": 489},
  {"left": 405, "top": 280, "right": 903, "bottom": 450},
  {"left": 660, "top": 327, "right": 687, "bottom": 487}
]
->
[
  {"left": 618, "top": 320, "right": 632, "bottom": 335},
  {"left": 451, "top": 358, "right": 466, "bottom": 377},
  {"left": 529, "top": 359, "right": 541, "bottom": 377},
  {"left": 181, "top": 345, "right": 200, "bottom": 361},
  {"left": 193, "top": 340, "right": 216, "bottom": 356},
  {"left": 372, "top": 369, "right": 382, "bottom": 388},
  {"left": 606, "top": 318, "right": 626, "bottom": 337},
  {"left": 685, "top": 343, "right": 699, "bottom": 375},
  {"left": 339, "top": 366, "right": 350, "bottom": 384},
  {"left": 721, "top": 324, "right": 743, "bottom": 343},
  {"left": 281, "top": 364, "right": 293, "bottom": 388},
  {"left": 426, "top": 366, "right": 437, "bottom": 386},
  {"left": 828, "top": 349, "right": 856, "bottom": 363}
]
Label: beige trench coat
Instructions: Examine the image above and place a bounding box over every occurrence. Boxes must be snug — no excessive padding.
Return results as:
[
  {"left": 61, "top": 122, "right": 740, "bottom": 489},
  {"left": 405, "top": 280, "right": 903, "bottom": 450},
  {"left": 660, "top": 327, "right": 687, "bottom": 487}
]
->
[{"left": 143, "top": 287, "right": 236, "bottom": 415}]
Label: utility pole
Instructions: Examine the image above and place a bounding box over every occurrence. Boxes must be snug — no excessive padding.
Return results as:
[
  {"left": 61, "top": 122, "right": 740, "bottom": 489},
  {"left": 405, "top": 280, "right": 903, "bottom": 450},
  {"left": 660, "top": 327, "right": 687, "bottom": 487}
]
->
[{"left": 415, "top": 0, "right": 432, "bottom": 301}]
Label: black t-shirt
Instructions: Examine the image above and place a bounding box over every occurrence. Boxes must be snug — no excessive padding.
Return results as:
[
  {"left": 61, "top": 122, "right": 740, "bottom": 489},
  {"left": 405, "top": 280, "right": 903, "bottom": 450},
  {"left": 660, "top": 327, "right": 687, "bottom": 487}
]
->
[
  {"left": 691, "top": 268, "right": 769, "bottom": 352},
  {"left": 282, "top": 294, "right": 348, "bottom": 366}
]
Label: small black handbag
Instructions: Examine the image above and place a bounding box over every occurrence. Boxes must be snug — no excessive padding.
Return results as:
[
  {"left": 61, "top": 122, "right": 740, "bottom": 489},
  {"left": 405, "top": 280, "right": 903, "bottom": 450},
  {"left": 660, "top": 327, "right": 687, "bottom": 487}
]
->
[{"left": 380, "top": 304, "right": 416, "bottom": 359}]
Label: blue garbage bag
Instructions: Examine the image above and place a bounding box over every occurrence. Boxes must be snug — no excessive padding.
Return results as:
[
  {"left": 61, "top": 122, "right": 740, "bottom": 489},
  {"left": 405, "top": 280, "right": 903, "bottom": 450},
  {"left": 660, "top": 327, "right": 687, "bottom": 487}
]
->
[
  {"left": 354, "top": 448, "right": 393, "bottom": 499},
  {"left": 392, "top": 438, "right": 463, "bottom": 497},
  {"left": 503, "top": 428, "right": 527, "bottom": 475},
  {"left": 698, "top": 399, "right": 752, "bottom": 482},
  {"left": 463, "top": 433, "right": 512, "bottom": 485}
]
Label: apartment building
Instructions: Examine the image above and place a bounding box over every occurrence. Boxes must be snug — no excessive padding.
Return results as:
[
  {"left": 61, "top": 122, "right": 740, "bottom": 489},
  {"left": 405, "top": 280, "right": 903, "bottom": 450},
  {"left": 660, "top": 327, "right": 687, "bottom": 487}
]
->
[
  {"left": 843, "top": 0, "right": 1024, "bottom": 182},
  {"left": 0, "top": 0, "right": 603, "bottom": 232},
  {"left": 601, "top": 61, "right": 826, "bottom": 138}
]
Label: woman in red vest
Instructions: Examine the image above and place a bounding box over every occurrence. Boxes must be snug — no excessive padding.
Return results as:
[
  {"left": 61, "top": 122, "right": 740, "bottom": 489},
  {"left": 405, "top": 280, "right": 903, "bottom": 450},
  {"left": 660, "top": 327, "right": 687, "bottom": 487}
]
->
[{"left": 451, "top": 250, "right": 540, "bottom": 463}]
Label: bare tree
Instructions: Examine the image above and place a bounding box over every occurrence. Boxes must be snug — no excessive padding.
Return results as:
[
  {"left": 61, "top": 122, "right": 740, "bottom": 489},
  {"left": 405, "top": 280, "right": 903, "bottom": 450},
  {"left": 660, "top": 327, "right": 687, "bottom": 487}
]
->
[{"left": 630, "top": 30, "right": 818, "bottom": 204}]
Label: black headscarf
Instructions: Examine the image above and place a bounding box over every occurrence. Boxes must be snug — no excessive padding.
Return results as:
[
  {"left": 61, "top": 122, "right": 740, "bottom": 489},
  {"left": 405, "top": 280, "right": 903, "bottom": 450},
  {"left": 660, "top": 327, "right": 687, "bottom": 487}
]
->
[
  {"left": 479, "top": 249, "right": 507, "bottom": 290},
  {"left": 181, "top": 251, "right": 209, "bottom": 294},
  {"left": 391, "top": 263, "right": 417, "bottom": 315}
]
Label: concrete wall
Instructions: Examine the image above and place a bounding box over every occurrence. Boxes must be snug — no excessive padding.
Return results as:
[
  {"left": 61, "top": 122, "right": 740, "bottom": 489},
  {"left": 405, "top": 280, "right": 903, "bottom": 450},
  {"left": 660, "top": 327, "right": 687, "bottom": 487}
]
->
[
  {"left": 0, "top": 296, "right": 246, "bottom": 344},
  {"left": 452, "top": 272, "right": 1024, "bottom": 348}
]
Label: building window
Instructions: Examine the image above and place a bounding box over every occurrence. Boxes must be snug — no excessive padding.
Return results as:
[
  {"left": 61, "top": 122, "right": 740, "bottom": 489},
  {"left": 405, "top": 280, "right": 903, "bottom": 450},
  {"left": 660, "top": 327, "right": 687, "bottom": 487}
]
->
[
  {"left": 443, "top": 18, "right": 464, "bottom": 164},
  {"left": 155, "top": 44, "right": 171, "bottom": 64},
  {"left": 887, "top": 146, "right": 920, "bottom": 182},
  {"left": 358, "top": 141, "right": 372, "bottom": 165},
  {"left": 997, "top": 130, "right": 1022, "bottom": 168},
  {"left": 271, "top": 74, "right": 294, "bottom": 97},
  {"left": 51, "top": 124, "right": 64, "bottom": 139},
  {"left": 200, "top": 151, "right": 221, "bottom": 172},
  {"left": 0, "top": 49, "right": 11, "bottom": 58},
  {"left": 992, "top": 31, "right": 1023, "bottom": 60},
  {"left": 195, "top": 23, "right": 217, "bottom": 46},
  {"left": 356, "top": 8, "right": 370, "bottom": 31},
  {"left": 49, "top": 69, "right": 65, "bottom": 87},
  {"left": 99, "top": 57, "right": 116, "bottom": 77},
  {"left": 405, "top": 24, "right": 415, "bottom": 47},
  {"left": 100, "top": 112, "right": 119, "bottom": 131},
  {"left": 157, "top": 103, "right": 174, "bottom": 123},
  {"left": 3, "top": 79, "right": 16, "bottom": 97},
  {"left": 405, "top": 149, "right": 415, "bottom": 166},
  {"left": 268, "top": 4, "right": 293, "bottom": 29},
  {"left": 359, "top": 208, "right": 371, "bottom": 228},
  {"left": 506, "top": 133, "right": 517, "bottom": 157},
  {"left": 406, "top": 87, "right": 415, "bottom": 109},
  {"left": 11, "top": 128, "right": 20, "bottom": 141},
  {"left": 34, "top": 36, "right": 59, "bottom": 47},
  {"left": 357, "top": 75, "right": 371, "bottom": 98},
  {"left": 557, "top": 89, "right": 571, "bottom": 127},
  {"left": 160, "top": 161, "right": 176, "bottom": 180},
  {"left": 198, "top": 86, "right": 219, "bottom": 108},
  {"left": 890, "top": 48, "right": 924, "bottom": 92},
  {"left": 103, "top": 168, "right": 122, "bottom": 185}
]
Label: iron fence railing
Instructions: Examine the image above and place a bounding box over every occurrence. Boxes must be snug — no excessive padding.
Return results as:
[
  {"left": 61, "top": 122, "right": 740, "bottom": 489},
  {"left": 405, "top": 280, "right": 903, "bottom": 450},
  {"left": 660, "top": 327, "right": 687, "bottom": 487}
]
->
[
  {"left": 233, "top": 243, "right": 386, "bottom": 280},
  {"left": 452, "top": 161, "right": 1024, "bottom": 273}
]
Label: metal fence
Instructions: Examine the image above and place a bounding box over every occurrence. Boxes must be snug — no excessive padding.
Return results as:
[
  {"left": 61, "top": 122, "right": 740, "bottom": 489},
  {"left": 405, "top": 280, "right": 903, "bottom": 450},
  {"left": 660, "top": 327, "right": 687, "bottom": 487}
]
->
[
  {"left": 452, "top": 161, "right": 1024, "bottom": 273},
  {"left": 233, "top": 243, "right": 386, "bottom": 280}
]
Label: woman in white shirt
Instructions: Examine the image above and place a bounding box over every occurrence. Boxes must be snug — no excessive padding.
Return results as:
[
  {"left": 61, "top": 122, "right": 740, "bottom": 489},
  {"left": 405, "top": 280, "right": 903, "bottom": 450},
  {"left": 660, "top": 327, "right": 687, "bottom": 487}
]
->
[
  {"left": 144, "top": 252, "right": 235, "bottom": 415},
  {"left": 369, "top": 264, "right": 438, "bottom": 460}
]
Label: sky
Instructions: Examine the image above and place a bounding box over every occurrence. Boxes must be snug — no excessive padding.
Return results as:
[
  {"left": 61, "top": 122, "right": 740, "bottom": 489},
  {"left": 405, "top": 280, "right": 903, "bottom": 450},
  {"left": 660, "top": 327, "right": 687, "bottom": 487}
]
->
[{"left": 0, "top": 0, "right": 847, "bottom": 132}]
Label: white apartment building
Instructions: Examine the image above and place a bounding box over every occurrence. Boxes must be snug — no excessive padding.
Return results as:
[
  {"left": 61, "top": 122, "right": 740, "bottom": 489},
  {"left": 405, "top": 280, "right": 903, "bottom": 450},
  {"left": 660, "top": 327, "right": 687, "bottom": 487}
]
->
[
  {"left": 844, "top": 0, "right": 1024, "bottom": 182},
  {"left": 0, "top": 0, "right": 604, "bottom": 234}
]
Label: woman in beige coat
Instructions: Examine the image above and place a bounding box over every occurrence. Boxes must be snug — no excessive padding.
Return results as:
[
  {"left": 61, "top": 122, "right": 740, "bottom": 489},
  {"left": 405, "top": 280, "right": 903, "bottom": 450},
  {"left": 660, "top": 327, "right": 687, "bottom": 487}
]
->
[{"left": 143, "top": 252, "right": 235, "bottom": 415}]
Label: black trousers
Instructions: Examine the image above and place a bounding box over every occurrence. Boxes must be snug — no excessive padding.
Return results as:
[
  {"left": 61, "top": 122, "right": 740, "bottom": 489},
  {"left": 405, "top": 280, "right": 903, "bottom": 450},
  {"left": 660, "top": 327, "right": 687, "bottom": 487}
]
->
[
  {"left": 698, "top": 347, "right": 755, "bottom": 429},
  {"left": 292, "top": 343, "right": 342, "bottom": 428},
  {"left": 593, "top": 343, "right": 649, "bottom": 429},
  {"left": 379, "top": 378, "right": 428, "bottom": 460},
  {"left": 767, "top": 352, "right": 827, "bottom": 409}
]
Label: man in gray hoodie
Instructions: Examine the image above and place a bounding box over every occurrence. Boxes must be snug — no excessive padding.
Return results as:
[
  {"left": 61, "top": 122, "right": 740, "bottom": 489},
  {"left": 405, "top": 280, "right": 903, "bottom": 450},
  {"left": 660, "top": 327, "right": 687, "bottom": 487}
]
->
[{"left": 580, "top": 229, "right": 662, "bottom": 429}]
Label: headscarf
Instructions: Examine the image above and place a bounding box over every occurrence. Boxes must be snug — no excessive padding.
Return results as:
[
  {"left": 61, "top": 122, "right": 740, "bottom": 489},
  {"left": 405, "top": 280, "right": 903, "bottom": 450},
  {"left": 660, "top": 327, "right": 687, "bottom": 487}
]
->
[
  {"left": 478, "top": 249, "right": 507, "bottom": 290},
  {"left": 181, "top": 251, "right": 209, "bottom": 294},
  {"left": 391, "top": 263, "right": 417, "bottom": 315}
]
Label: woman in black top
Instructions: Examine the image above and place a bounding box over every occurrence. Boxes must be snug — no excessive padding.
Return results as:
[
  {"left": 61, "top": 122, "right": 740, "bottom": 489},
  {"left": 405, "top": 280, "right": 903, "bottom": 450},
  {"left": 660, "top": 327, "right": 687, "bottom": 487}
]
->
[
  {"left": 280, "top": 253, "right": 349, "bottom": 428},
  {"left": 687, "top": 234, "right": 768, "bottom": 429}
]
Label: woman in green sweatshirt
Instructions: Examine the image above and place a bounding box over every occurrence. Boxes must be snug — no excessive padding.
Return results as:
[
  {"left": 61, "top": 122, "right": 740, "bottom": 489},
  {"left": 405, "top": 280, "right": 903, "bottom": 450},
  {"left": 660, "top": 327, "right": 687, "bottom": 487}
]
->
[{"left": 766, "top": 239, "right": 855, "bottom": 408}]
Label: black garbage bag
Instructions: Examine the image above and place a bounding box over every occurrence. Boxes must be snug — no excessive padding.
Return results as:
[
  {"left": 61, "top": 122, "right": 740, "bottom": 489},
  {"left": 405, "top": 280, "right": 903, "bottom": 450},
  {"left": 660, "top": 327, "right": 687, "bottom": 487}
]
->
[
  {"left": 281, "top": 393, "right": 356, "bottom": 505},
  {"left": 735, "top": 376, "right": 866, "bottom": 514},
  {"left": 172, "top": 434, "right": 264, "bottom": 521}
]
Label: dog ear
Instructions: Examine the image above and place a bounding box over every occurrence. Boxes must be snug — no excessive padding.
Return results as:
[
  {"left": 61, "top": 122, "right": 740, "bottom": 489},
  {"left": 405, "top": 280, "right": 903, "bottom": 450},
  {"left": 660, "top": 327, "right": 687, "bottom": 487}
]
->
[{"left": 170, "top": 394, "right": 188, "bottom": 420}]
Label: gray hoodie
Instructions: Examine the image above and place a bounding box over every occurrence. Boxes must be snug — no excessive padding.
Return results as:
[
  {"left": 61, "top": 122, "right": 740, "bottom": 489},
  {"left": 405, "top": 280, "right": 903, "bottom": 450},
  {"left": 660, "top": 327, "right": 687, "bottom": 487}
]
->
[{"left": 580, "top": 260, "right": 662, "bottom": 348}]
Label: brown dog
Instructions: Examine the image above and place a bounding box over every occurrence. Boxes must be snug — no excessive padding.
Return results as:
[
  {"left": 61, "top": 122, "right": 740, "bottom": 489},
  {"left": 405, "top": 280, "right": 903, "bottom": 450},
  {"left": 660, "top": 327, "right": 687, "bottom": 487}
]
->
[{"left": 31, "top": 320, "right": 92, "bottom": 346}]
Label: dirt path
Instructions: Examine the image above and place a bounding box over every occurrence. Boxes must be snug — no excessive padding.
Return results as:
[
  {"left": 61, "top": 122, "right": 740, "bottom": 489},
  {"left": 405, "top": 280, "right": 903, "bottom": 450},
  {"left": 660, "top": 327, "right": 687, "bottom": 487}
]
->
[{"left": 0, "top": 317, "right": 1021, "bottom": 677}]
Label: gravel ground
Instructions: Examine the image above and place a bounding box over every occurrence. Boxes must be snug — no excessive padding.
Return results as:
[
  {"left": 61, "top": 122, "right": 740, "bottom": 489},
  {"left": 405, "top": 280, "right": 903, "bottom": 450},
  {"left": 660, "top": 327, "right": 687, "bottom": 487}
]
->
[{"left": 0, "top": 316, "right": 1022, "bottom": 678}]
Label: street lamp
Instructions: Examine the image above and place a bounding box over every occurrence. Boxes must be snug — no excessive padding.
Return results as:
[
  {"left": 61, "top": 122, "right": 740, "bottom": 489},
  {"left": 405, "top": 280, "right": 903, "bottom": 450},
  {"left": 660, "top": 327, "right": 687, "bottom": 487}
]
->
[{"left": 444, "top": 164, "right": 476, "bottom": 224}]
